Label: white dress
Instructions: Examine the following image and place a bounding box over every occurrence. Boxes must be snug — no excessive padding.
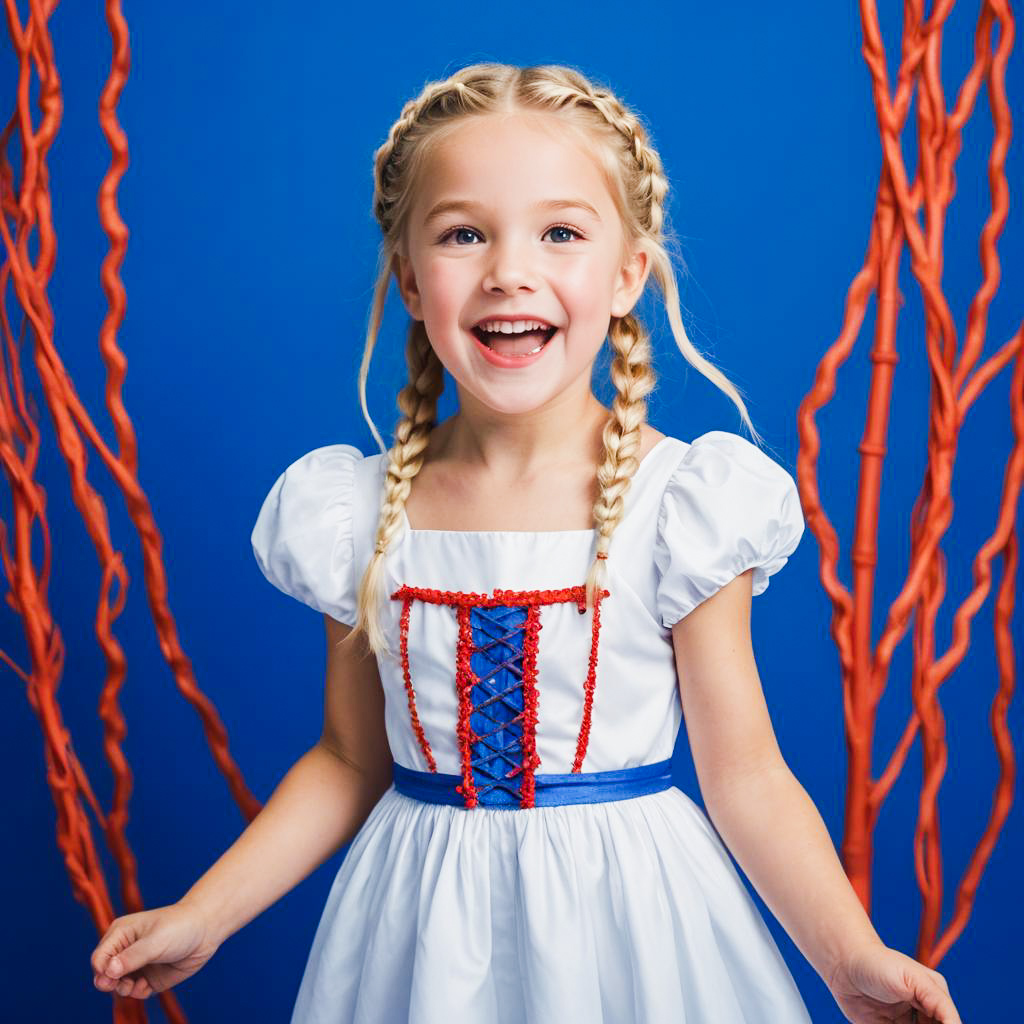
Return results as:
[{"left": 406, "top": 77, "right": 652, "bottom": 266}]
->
[{"left": 251, "top": 429, "right": 812, "bottom": 1024}]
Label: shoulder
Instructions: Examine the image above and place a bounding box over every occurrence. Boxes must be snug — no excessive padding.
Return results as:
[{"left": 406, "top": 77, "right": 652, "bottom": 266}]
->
[
  {"left": 250, "top": 443, "right": 366, "bottom": 624},
  {"left": 659, "top": 430, "right": 798, "bottom": 497},
  {"left": 251, "top": 443, "right": 366, "bottom": 547},
  {"left": 265, "top": 442, "right": 365, "bottom": 490},
  {"left": 637, "top": 424, "right": 669, "bottom": 460},
  {"left": 652, "top": 430, "right": 804, "bottom": 628}
]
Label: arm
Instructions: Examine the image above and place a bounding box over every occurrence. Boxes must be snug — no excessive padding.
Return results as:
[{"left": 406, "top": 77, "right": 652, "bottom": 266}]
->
[
  {"left": 178, "top": 614, "right": 394, "bottom": 946},
  {"left": 670, "top": 570, "right": 881, "bottom": 987}
]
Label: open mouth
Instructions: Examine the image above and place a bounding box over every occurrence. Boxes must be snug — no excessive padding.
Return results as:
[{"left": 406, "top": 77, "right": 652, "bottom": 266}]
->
[{"left": 471, "top": 324, "right": 558, "bottom": 357}]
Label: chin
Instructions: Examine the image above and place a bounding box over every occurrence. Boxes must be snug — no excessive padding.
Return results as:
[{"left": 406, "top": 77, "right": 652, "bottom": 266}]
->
[
  {"left": 479, "top": 392, "right": 556, "bottom": 417},
  {"left": 453, "top": 378, "right": 560, "bottom": 417}
]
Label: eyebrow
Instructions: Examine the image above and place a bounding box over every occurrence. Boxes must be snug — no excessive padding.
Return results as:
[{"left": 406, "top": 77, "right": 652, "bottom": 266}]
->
[{"left": 423, "top": 197, "right": 602, "bottom": 226}]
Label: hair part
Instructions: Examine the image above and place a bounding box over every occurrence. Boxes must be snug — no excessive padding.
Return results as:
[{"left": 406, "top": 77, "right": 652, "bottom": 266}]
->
[{"left": 351, "top": 63, "right": 762, "bottom": 660}]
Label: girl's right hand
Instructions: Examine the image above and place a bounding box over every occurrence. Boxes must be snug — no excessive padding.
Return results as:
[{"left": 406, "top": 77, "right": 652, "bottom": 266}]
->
[{"left": 90, "top": 901, "right": 221, "bottom": 1000}]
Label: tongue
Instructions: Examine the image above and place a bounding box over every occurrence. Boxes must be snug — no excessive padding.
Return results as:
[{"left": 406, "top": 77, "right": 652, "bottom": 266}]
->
[{"left": 485, "top": 328, "right": 549, "bottom": 357}]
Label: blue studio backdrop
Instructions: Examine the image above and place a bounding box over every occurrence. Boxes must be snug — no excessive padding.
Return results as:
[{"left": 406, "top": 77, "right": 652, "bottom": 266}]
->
[{"left": 4, "top": 2, "right": 1021, "bottom": 1020}]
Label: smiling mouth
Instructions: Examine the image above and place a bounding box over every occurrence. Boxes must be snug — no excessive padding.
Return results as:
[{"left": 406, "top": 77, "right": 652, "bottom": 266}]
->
[{"left": 472, "top": 325, "right": 558, "bottom": 357}]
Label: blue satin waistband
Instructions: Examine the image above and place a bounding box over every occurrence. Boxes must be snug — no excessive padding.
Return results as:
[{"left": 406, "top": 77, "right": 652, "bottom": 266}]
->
[{"left": 391, "top": 758, "right": 674, "bottom": 808}]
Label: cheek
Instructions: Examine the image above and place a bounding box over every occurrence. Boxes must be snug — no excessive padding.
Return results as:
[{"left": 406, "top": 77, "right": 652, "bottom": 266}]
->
[
  {"left": 419, "top": 262, "right": 470, "bottom": 318},
  {"left": 559, "top": 274, "right": 616, "bottom": 338},
  {"left": 560, "top": 257, "right": 617, "bottom": 308}
]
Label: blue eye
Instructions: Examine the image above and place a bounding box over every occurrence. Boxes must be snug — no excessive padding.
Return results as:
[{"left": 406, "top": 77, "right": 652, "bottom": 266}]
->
[
  {"left": 545, "top": 224, "right": 583, "bottom": 243},
  {"left": 438, "top": 223, "right": 586, "bottom": 246},
  {"left": 437, "top": 226, "right": 482, "bottom": 245}
]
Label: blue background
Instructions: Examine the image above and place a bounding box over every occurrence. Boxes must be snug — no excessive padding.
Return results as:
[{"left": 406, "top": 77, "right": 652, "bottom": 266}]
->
[{"left": 4, "top": 1, "right": 1021, "bottom": 1019}]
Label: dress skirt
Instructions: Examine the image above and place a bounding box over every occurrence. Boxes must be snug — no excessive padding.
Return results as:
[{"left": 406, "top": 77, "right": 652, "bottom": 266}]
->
[{"left": 289, "top": 780, "right": 813, "bottom": 1023}]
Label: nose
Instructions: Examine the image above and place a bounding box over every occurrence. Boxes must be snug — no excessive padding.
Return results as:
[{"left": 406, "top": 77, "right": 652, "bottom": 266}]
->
[{"left": 480, "top": 237, "right": 539, "bottom": 294}]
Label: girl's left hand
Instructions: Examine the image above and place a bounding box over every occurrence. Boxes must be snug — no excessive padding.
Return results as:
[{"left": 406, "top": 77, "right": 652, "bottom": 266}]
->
[{"left": 828, "top": 941, "right": 962, "bottom": 1024}]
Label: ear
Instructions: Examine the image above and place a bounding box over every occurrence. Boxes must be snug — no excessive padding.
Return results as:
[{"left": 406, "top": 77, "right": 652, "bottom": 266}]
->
[
  {"left": 609, "top": 244, "right": 651, "bottom": 319},
  {"left": 391, "top": 249, "right": 424, "bottom": 321}
]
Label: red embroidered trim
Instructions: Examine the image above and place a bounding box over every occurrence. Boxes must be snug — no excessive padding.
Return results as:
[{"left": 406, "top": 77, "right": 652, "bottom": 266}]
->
[
  {"left": 393, "top": 584, "right": 596, "bottom": 613},
  {"left": 398, "top": 594, "right": 437, "bottom": 772},
  {"left": 453, "top": 604, "right": 481, "bottom": 807},
  {"left": 392, "top": 583, "right": 611, "bottom": 808},
  {"left": 572, "top": 589, "right": 605, "bottom": 772},
  {"left": 505, "top": 603, "right": 543, "bottom": 806}
]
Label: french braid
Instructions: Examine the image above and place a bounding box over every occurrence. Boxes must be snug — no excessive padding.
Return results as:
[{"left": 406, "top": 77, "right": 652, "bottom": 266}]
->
[
  {"left": 527, "top": 72, "right": 667, "bottom": 610},
  {"left": 587, "top": 315, "right": 658, "bottom": 610},
  {"left": 350, "top": 64, "right": 761, "bottom": 658},
  {"left": 354, "top": 320, "right": 443, "bottom": 659}
]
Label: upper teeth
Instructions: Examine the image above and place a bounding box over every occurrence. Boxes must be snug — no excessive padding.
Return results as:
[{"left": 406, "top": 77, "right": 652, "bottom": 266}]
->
[{"left": 477, "top": 320, "right": 550, "bottom": 334}]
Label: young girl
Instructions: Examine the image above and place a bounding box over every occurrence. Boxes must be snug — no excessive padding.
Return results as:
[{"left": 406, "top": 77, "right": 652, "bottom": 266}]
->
[{"left": 91, "top": 63, "right": 963, "bottom": 1024}]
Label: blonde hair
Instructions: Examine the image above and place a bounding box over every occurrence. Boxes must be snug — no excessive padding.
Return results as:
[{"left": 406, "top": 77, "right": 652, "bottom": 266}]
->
[{"left": 352, "top": 63, "right": 761, "bottom": 659}]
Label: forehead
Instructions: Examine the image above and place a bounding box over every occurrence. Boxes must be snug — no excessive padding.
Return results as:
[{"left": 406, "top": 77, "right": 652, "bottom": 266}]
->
[{"left": 412, "top": 113, "right": 614, "bottom": 220}]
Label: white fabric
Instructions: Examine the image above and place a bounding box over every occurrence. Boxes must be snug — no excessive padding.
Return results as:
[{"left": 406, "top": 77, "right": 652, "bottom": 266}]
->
[
  {"left": 654, "top": 431, "right": 806, "bottom": 628},
  {"left": 251, "top": 430, "right": 810, "bottom": 1023},
  {"left": 251, "top": 444, "right": 360, "bottom": 625}
]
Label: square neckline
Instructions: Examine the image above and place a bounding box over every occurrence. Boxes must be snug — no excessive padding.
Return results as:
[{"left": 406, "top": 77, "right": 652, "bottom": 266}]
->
[{"left": 399, "top": 435, "right": 679, "bottom": 537}]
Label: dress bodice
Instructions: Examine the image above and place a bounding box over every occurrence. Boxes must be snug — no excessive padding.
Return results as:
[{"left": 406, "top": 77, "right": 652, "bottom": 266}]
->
[{"left": 251, "top": 431, "right": 805, "bottom": 791}]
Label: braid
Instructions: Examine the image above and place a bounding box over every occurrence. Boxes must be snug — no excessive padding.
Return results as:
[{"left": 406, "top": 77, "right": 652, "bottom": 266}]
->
[
  {"left": 534, "top": 72, "right": 762, "bottom": 452},
  {"left": 372, "top": 72, "right": 497, "bottom": 235},
  {"left": 352, "top": 71, "right": 506, "bottom": 658},
  {"left": 526, "top": 74, "right": 666, "bottom": 611},
  {"left": 349, "top": 62, "right": 760, "bottom": 657},
  {"left": 521, "top": 69, "right": 670, "bottom": 238},
  {"left": 355, "top": 320, "right": 444, "bottom": 659},
  {"left": 566, "top": 81, "right": 669, "bottom": 237},
  {"left": 372, "top": 82, "right": 449, "bottom": 233},
  {"left": 585, "top": 315, "right": 658, "bottom": 611}
]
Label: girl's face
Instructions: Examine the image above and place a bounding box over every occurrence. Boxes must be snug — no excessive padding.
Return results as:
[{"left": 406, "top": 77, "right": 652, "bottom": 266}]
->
[{"left": 393, "top": 113, "right": 649, "bottom": 418}]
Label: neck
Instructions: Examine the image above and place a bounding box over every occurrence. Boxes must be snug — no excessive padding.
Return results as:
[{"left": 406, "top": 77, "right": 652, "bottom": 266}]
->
[{"left": 437, "top": 390, "right": 611, "bottom": 481}]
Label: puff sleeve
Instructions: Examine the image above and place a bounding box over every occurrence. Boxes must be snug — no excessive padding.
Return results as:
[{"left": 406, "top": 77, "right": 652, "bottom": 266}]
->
[
  {"left": 250, "top": 444, "right": 364, "bottom": 626},
  {"left": 654, "top": 431, "right": 805, "bottom": 629}
]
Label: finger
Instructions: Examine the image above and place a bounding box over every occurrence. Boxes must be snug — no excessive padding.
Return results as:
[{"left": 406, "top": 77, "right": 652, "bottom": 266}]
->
[
  {"left": 933, "top": 992, "right": 961, "bottom": 1024},
  {"left": 94, "top": 969, "right": 151, "bottom": 999},
  {"left": 94, "top": 923, "right": 139, "bottom": 977},
  {"left": 104, "top": 953, "right": 127, "bottom": 978},
  {"left": 913, "top": 984, "right": 962, "bottom": 1024},
  {"left": 105, "top": 939, "right": 158, "bottom": 979},
  {"left": 92, "top": 930, "right": 126, "bottom": 975},
  {"left": 115, "top": 974, "right": 147, "bottom": 999}
]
